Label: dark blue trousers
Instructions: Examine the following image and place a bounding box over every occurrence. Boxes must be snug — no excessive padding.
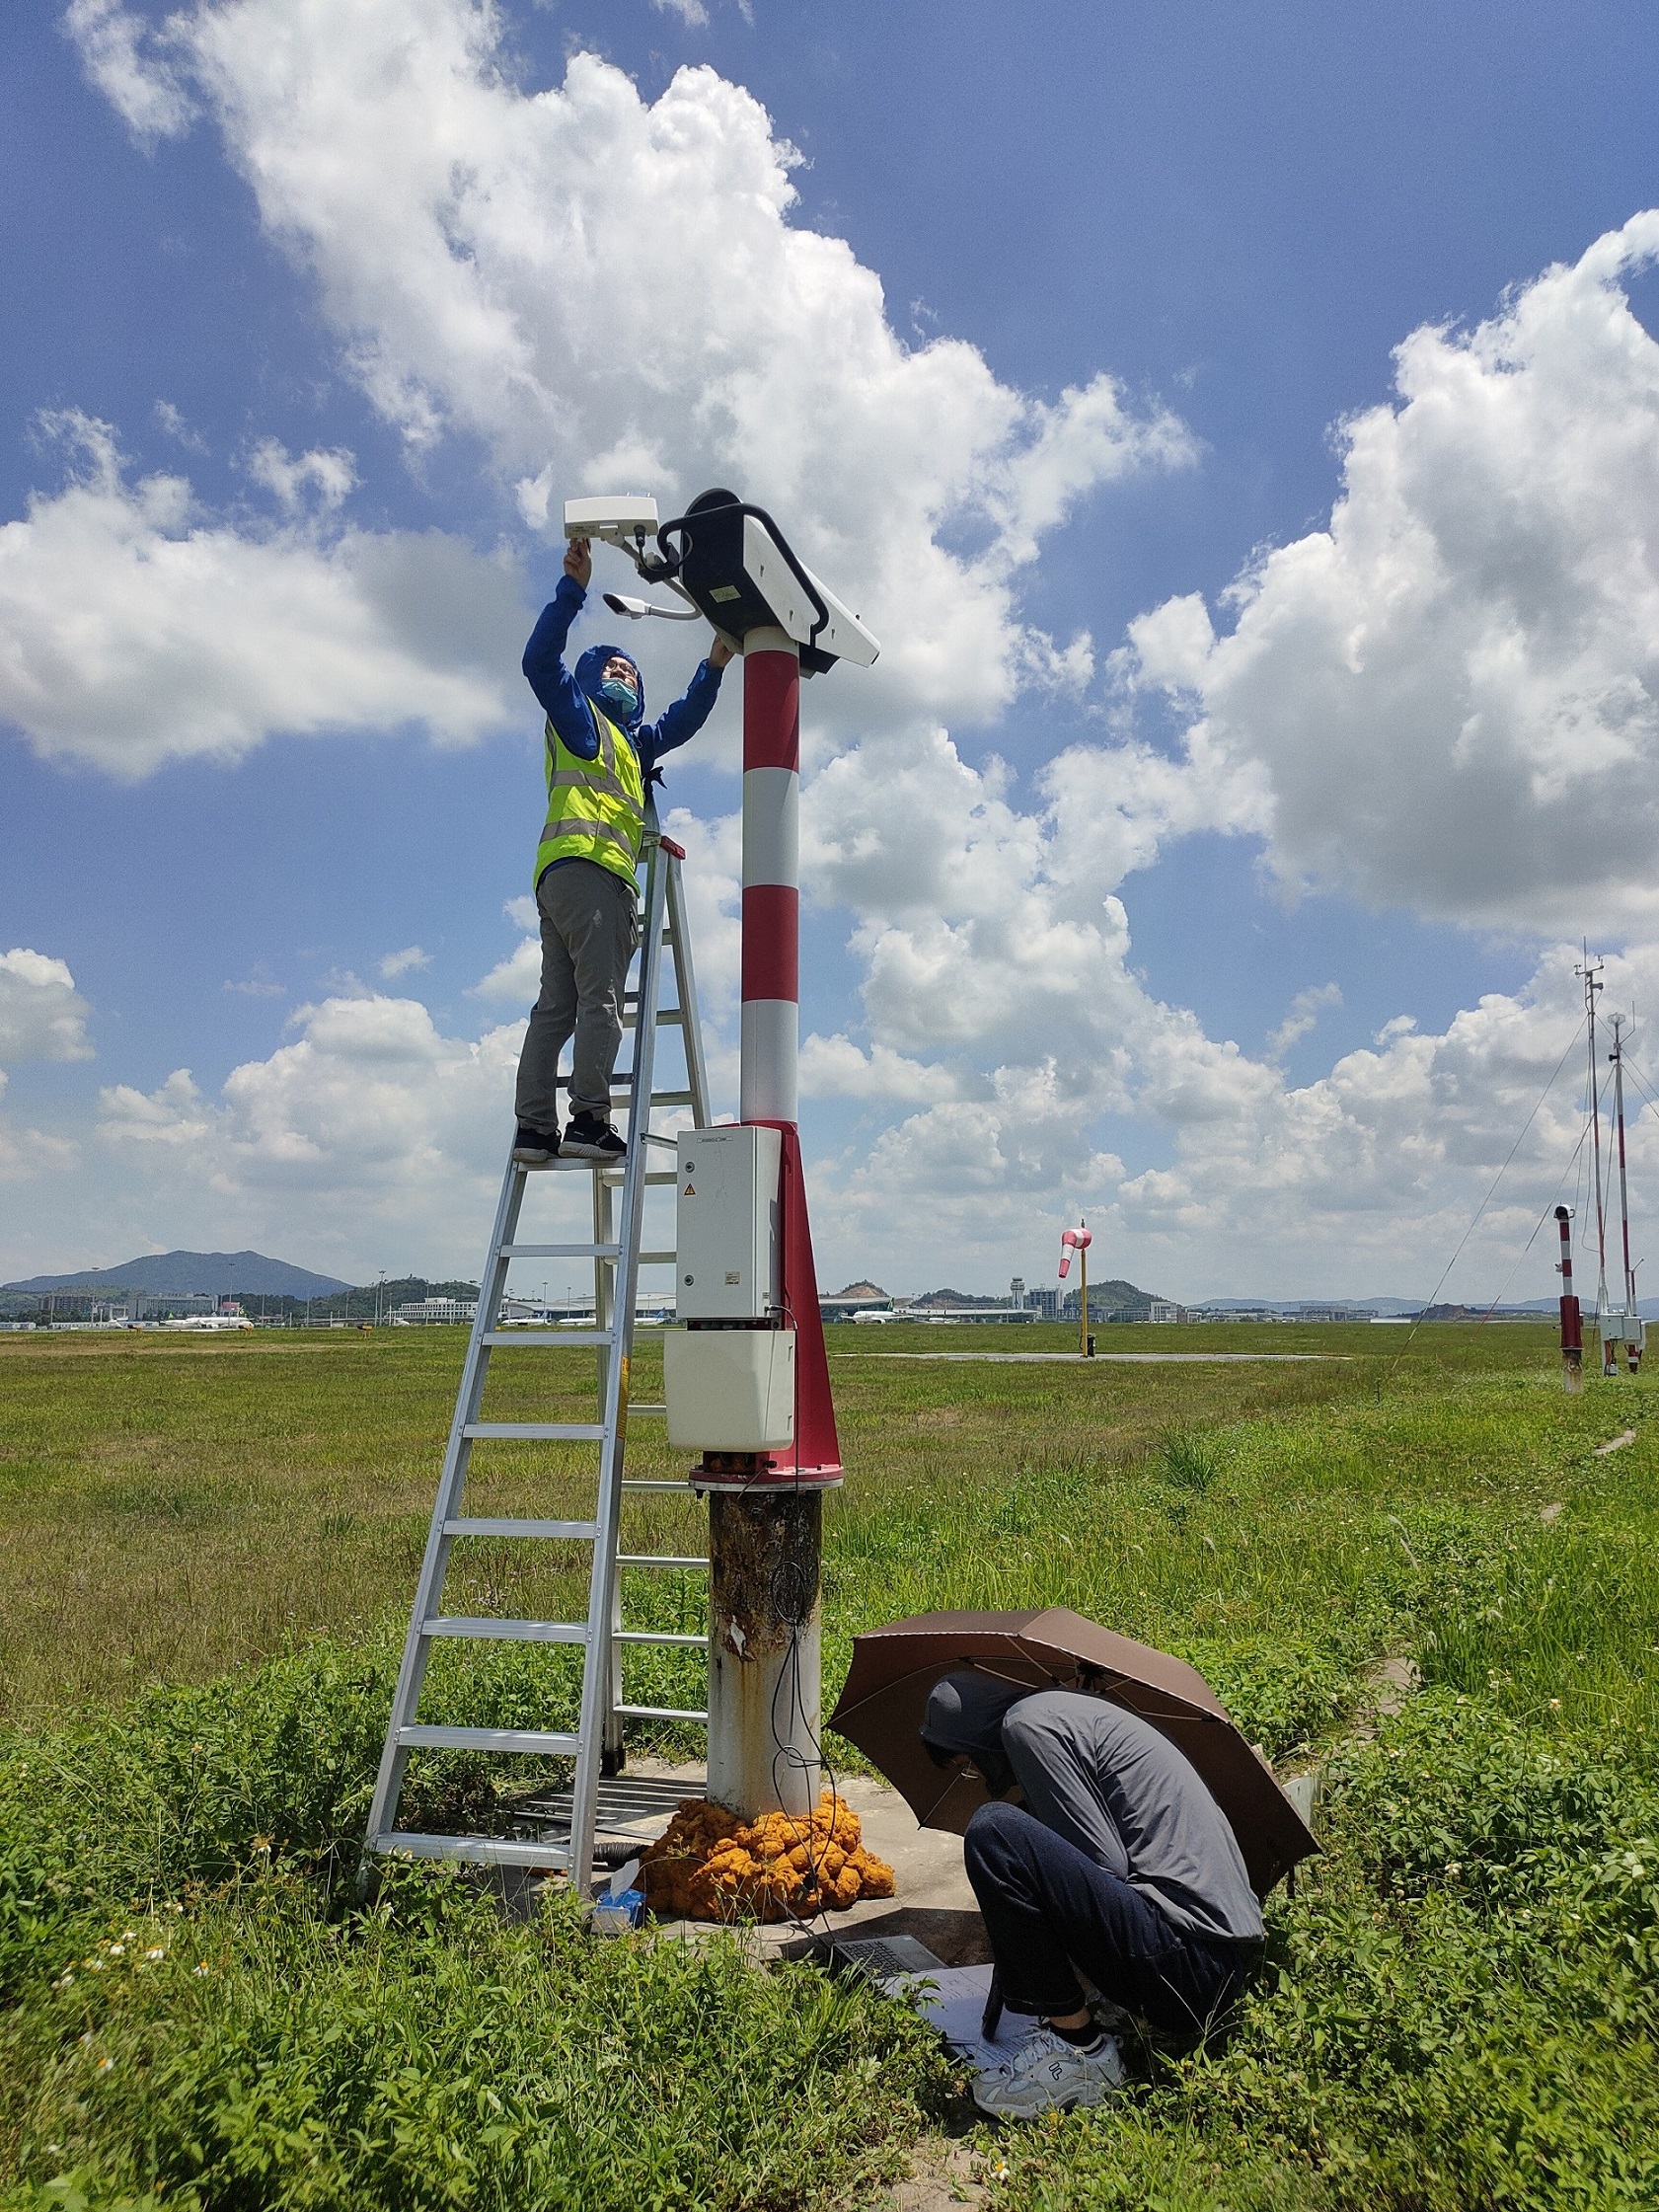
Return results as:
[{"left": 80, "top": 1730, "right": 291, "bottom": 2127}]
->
[{"left": 963, "top": 1800, "right": 1257, "bottom": 2039}]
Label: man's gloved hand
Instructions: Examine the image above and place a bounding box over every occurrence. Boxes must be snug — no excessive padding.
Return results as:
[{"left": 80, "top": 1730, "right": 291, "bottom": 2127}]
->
[
  {"left": 564, "top": 535, "right": 593, "bottom": 590},
  {"left": 709, "top": 633, "right": 737, "bottom": 670}
]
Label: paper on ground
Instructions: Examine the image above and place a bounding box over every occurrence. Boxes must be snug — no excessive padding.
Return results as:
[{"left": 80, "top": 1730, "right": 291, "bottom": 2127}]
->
[{"left": 881, "top": 1961, "right": 1020, "bottom": 2076}]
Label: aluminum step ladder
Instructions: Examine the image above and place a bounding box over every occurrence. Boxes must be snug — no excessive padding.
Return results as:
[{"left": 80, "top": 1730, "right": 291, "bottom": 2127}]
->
[{"left": 362, "top": 810, "right": 712, "bottom": 1888}]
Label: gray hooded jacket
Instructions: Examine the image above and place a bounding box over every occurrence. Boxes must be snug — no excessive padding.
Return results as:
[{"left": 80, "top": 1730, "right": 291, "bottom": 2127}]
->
[{"left": 923, "top": 1673, "right": 1264, "bottom": 1943}]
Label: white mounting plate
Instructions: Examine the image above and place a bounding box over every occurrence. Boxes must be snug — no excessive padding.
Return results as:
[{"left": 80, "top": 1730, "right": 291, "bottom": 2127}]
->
[
  {"left": 741, "top": 515, "right": 880, "bottom": 667},
  {"left": 803, "top": 563, "right": 880, "bottom": 667}
]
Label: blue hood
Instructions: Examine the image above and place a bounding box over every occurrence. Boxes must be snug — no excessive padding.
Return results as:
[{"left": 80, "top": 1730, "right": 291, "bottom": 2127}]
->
[{"left": 573, "top": 644, "right": 644, "bottom": 735}]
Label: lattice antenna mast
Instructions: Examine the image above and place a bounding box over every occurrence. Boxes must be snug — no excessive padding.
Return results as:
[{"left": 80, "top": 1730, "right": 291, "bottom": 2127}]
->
[
  {"left": 1578, "top": 949, "right": 1611, "bottom": 1338},
  {"left": 1611, "top": 1014, "right": 1637, "bottom": 1318}
]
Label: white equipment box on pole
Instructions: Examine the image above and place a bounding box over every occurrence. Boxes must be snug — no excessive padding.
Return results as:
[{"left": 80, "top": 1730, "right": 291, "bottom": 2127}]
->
[
  {"left": 674, "top": 1125, "right": 782, "bottom": 1321},
  {"left": 663, "top": 1330, "right": 794, "bottom": 1449}
]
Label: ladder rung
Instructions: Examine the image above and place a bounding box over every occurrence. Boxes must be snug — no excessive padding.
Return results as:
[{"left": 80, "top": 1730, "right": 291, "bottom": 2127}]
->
[
  {"left": 618, "top": 1554, "right": 709, "bottom": 1569},
  {"left": 482, "top": 1331, "right": 611, "bottom": 1347},
  {"left": 461, "top": 1422, "right": 607, "bottom": 1441},
  {"left": 615, "top": 1630, "right": 706, "bottom": 1647},
  {"left": 617, "top": 1091, "right": 693, "bottom": 1107},
  {"left": 443, "top": 1517, "right": 598, "bottom": 1540},
  {"left": 500, "top": 1244, "right": 620, "bottom": 1260},
  {"left": 627, "top": 1402, "right": 666, "bottom": 1415},
  {"left": 638, "top": 1252, "right": 676, "bottom": 1266},
  {"left": 374, "top": 1831, "right": 573, "bottom": 1869},
  {"left": 642, "top": 1172, "right": 677, "bottom": 1186},
  {"left": 617, "top": 1704, "right": 709, "bottom": 1723},
  {"left": 396, "top": 1724, "right": 581, "bottom": 1755},
  {"left": 623, "top": 1009, "right": 685, "bottom": 1026},
  {"left": 621, "top": 1480, "right": 692, "bottom": 1492},
  {"left": 421, "top": 1617, "right": 589, "bottom": 1643},
  {"left": 641, "top": 1132, "right": 677, "bottom": 1148}
]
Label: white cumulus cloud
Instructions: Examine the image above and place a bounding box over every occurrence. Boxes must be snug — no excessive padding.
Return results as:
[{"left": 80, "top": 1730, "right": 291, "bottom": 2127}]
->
[
  {"left": 72, "top": 3, "right": 1192, "bottom": 747},
  {"left": 0, "top": 949, "right": 91, "bottom": 1190},
  {"left": 0, "top": 949, "right": 94, "bottom": 1067},
  {"left": 1119, "top": 212, "right": 1659, "bottom": 936},
  {"left": 0, "top": 412, "right": 527, "bottom": 775}
]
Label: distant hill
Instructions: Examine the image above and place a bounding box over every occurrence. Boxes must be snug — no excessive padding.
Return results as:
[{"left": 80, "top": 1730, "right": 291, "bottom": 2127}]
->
[
  {"left": 1198, "top": 1295, "right": 1420, "bottom": 1315},
  {"left": 1069, "top": 1276, "right": 1164, "bottom": 1317},
  {"left": 4, "top": 1250, "right": 350, "bottom": 1298}
]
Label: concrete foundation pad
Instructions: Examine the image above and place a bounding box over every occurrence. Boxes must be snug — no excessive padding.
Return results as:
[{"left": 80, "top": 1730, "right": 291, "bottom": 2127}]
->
[{"left": 552, "top": 1760, "right": 989, "bottom": 1964}]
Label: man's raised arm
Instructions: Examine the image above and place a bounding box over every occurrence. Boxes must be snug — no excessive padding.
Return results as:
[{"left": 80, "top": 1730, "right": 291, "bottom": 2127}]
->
[{"left": 522, "top": 536, "right": 601, "bottom": 761}]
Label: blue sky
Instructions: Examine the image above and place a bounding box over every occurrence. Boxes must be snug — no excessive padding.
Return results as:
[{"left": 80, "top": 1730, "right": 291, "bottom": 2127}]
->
[{"left": 4, "top": 0, "right": 1659, "bottom": 1300}]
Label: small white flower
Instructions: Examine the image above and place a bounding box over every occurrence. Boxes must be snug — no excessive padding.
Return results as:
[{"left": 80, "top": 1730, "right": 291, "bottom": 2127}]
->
[
  {"left": 193, "top": 1962, "right": 210, "bottom": 1976},
  {"left": 96, "top": 2056, "right": 113, "bottom": 2074},
  {"left": 144, "top": 1945, "right": 165, "bottom": 1961}
]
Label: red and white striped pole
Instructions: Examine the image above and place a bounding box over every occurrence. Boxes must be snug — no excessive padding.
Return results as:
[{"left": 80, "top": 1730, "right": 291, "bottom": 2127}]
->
[
  {"left": 1555, "top": 1205, "right": 1584, "bottom": 1394},
  {"left": 704, "top": 624, "right": 829, "bottom": 1820},
  {"left": 739, "top": 628, "right": 799, "bottom": 1124}
]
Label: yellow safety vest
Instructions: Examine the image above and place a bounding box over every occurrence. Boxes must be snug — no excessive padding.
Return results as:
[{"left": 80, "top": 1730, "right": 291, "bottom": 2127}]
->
[{"left": 534, "top": 702, "right": 645, "bottom": 893}]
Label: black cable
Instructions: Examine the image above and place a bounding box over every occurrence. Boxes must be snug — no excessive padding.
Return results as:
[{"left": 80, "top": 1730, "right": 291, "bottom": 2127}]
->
[{"left": 1472, "top": 1114, "right": 1594, "bottom": 1329}]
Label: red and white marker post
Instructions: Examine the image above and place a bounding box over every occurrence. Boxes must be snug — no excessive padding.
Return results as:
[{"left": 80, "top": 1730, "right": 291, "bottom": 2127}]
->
[
  {"left": 704, "top": 625, "right": 842, "bottom": 1819},
  {"left": 1555, "top": 1205, "right": 1584, "bottom": 1394}
]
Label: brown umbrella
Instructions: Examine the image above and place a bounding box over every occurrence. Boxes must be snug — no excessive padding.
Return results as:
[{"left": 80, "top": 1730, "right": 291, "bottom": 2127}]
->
[{"left": 828, "top": 1605, "right": 1317, "bottom": 1897}]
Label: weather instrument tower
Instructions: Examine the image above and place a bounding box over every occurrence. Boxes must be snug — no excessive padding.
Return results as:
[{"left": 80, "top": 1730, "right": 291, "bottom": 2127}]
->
[
  {"left": 572, "top": 488, "right": 879, "bottom": 1821},
  {"left": 1578, "top": 952, "right": 1614, "bottom": 1372},
  {"left": 1603, "top": 1014, "right": 1645, "bottom": 1374}
]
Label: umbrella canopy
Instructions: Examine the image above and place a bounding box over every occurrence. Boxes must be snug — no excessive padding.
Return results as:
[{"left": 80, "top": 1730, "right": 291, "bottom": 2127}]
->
[{"left": 828, "top": 1606, "right": 1317, "bottom": 1897}]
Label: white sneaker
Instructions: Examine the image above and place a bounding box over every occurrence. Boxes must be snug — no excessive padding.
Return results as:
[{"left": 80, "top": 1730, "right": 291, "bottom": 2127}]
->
[{"left": 971, "top": 2026, "right": 1126, "bottom": 2119}]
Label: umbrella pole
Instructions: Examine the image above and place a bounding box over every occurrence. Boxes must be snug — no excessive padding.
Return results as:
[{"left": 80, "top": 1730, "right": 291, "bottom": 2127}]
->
[{"left": 708, "top": 1489, "right": 823, "bottom": 1817}]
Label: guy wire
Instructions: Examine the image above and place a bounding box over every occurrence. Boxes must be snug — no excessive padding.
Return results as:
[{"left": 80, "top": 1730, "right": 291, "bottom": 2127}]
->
[{"left": 1386, "top": 1013, "right": 1585, "bottom": 1376}]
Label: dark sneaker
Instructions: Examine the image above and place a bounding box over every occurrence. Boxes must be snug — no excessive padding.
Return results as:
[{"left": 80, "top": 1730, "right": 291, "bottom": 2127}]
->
[
  {"left": 563, "top": 1112, "right": 627, "bottom": 1161},
  {"left": 511, "top": 1123, "right": 561, "bottom": 1164}
]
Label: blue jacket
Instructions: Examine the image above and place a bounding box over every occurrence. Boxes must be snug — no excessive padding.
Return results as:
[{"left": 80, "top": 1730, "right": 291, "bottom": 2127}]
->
[{"left": 522, "top": 574, "right": 723, "bottom": 787}]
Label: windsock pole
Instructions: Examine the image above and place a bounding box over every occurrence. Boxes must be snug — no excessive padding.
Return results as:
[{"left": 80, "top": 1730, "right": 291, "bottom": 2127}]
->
[{"left": 1556, "top": 1205, "right": 1584, "bottom": 1394}]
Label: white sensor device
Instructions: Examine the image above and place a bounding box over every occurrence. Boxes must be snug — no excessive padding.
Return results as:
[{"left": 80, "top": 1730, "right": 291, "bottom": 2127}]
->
[{"left": 563, "top": 495, "right": 660, "bottom": 545}]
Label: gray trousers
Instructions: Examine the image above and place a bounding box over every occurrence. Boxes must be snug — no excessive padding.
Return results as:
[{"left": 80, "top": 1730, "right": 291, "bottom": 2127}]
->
[{"left": 514, "top": 859, "right": 640, "bottom": 1128}]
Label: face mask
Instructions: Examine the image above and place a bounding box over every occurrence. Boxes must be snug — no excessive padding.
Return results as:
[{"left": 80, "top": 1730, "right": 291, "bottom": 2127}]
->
[{"left": 599, "top": 674, "right": 639, "bottom": 714}]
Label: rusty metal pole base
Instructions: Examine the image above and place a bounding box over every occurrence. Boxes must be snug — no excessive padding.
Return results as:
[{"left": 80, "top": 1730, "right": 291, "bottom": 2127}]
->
[{"left": 706, "top": 1487, "right": 823, "bottom": 1820}]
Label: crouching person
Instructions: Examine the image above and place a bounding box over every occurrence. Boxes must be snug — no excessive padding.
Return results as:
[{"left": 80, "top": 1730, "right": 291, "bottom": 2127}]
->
[{"left": 921, "top": 1672, "right": 1265, "bottom": 2119}]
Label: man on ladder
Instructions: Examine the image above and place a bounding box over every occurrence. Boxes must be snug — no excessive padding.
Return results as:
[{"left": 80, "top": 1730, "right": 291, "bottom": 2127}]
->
[{"left": 512, "top": 532, "right": 733, "bottom": 1164}]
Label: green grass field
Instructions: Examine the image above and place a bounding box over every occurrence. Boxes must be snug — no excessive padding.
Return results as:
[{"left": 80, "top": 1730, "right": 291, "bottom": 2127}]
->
[{"left": 1, "top": 1320, "right": 1656, "bottom": 2207}]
